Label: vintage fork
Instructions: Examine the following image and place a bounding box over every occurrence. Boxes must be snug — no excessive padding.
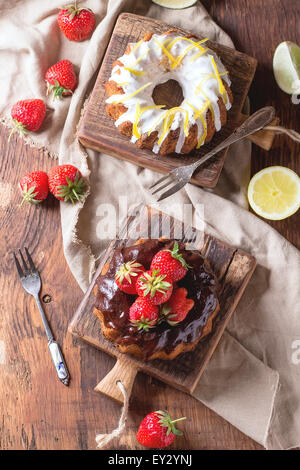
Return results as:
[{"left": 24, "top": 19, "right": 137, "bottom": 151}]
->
[
  {"left": 13, "top": 248, "right": 70, "bottom": 386},
  {"left": 149, "top": 106, "right": 275, "bottom": 202}
]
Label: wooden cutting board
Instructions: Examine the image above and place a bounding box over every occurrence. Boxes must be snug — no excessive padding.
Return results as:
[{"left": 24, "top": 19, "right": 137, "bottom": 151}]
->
[
  {"left": 69, "top": 206, "right": 256, "bottom": 403},
  {"left": 78, "top": 12, "right": 260, "bottom": 188}
]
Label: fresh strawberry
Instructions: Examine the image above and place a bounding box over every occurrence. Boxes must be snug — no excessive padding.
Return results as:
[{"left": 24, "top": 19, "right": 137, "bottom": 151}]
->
[
  {"left": 160, "top": 287, "right": 194, "bottom": 326},
  {"left": 58, "top": 1, "right": 95, "bottom": 42},
  {"left": 19, "top": 171, "right": 49, "bottom": 206},
  {"left": 136, "top": 269, "right": 173, "bottom": 305},
  {"left": 129, "top": 298, "right": 159, "bottom": 331},
  {"left": 150, "top": 241, "right": 191, "bottom": 282},
  {"left": 9, "top": 99, "right": 46, "bottom": 142},
  {"left": 115, "top": 261, "right": 145, "bottom": 294},
  {"left": 45, "top": 60, "right": 77, "bottom": 99},
  {"left": 136, "top": 410, "right": 186, "bottom": 448},
  {"left": 48, "top": 164, "right": 86, "bottom": 204}
]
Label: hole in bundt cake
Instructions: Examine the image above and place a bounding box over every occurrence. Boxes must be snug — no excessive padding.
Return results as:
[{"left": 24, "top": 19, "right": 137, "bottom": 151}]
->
[{"left": 152, "top": 79, "right": 184, "bottom": 110}]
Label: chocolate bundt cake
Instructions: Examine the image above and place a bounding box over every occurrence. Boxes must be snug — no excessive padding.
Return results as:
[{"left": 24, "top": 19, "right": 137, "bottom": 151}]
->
[
  {"left": 105, "top": 31, "right": 233, "bottom": 156},
  {"left": 93, "top": 239, "right": 220, "bottom": 361}
]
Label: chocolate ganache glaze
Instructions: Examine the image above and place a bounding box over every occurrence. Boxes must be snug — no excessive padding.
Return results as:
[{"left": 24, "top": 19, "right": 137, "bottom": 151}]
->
[{"left": 95, "top": 239, "right": 220, "bottom": 360}]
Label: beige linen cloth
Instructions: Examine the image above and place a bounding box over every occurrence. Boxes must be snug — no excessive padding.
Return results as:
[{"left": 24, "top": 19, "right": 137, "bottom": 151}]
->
[{"left": 1, "top": 0, "right": 299, "bottom": 450}]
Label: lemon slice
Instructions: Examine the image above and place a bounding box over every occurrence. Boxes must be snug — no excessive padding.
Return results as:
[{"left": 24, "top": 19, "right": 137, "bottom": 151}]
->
[
  {"left": 152, "top": 0, "right": 197, "bottom": 9},
  {"left": 248, "top": 166, "right": 300, "bottom": 220},
  {"left": 273, "top": 41, "right": 300, "bottom": 94}
]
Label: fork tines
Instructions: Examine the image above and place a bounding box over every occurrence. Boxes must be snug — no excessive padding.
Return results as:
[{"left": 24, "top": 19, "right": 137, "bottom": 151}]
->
[
  {"left": 150, "top": 176, "right": 177, "bottom": 196},
  {"left": 150, "top": 175, "right": 185, "bottom": 202},
  {"left": 149, "top": 173, "right": 171, "bottom": 191},
  {"left": 13, "top": 247, "right": 37, "bottom": 278}
]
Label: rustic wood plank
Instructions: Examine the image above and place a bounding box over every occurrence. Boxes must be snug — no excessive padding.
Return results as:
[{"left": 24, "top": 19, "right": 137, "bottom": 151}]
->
[
  {"left": 5, "top": 0, "right": 299, "bottom": 449},
  {"left": 202, "top": 0, "right": 300, "bottom": 249},
  {"left": 0, "top": 123, "right": 263, "bottom": 449},
  {"left": 69, "top": 206, "right": 256, "bottom": 398},
  {"left": 78, "top": 12, "right": 257, "bottom": 188}
]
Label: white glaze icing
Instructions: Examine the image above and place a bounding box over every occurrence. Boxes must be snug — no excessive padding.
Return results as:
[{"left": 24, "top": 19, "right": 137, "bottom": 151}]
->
[{"left": 106, "top": 33, "right": 232, "bottom": 154}]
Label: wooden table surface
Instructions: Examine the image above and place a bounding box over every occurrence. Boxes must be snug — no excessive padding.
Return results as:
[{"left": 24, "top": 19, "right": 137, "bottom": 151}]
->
[{"left": 0, "top": 0, "right": 299, "bottom": 450}]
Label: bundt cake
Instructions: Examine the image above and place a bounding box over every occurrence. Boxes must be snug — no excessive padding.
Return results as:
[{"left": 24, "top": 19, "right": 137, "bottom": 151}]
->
[
  {"left": 93, "top": 239, "right": 220, "bottom": 361},
  {"left": 105, "top": 31, "right": 233, "bottom": 156}
]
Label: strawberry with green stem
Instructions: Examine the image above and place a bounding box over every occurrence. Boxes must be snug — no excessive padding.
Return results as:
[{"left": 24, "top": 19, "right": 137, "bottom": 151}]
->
[
  {"left": 136, "top": 269, "right": 173, "bottom": 305},
  {"left": 150, "top": 241, "right": 191, "bottom": 282},
  {"left": 136, "top": 410, "right": 186, "bottom": 448},
  {"left": 48, "top": 164, "right": 86, "bottom": 204},
  {"left": 115, "top": 261, "right": 145, "bottom": 294},
  {"left": 45, "top": 60, "right": 77, "bottom": 99},
  {"left": 9, "top": 99, "right": 46, "bottom": 142},
  {"left": 19, "top": 171, "right": 49, "bottom": 206},
  {"left": 58, "top": 1, "right": 95, "bottom": 42},
  {"left": 129, "top": 298, "right": 159, "bottom": 331}
]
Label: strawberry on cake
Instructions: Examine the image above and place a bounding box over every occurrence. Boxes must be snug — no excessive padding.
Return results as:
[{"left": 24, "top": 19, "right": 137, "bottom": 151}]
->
[{"left": 93, "top": 239, "right": 220, "bottom": 361}]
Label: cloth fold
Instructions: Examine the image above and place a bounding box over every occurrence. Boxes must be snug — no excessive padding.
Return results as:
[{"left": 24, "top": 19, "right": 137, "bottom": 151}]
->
[
  {"left": 1, "top": 0, "right": 299, "bottom": 450},
  {"left": 194, "top": 330, "right": 280, "bottom": 447}
]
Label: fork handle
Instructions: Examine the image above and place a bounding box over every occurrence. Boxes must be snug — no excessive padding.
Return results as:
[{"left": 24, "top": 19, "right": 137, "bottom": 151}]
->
[
  {"left": 48, "top": 340, "right": 70, "bottom": 386},
  {"left": 34, "top": 295, "right": 54, "bottom": 342},
  {"left": 191, "top": 106, "right": 276, "bottom": 171},
  {"left": 34, "top": 295, "right": 70, "bottom": 386}
]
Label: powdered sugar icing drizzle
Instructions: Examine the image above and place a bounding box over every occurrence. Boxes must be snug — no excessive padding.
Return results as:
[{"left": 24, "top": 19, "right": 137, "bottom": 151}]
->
[{"left": 106, "top": 33, "right": 232, "bottom": 154}]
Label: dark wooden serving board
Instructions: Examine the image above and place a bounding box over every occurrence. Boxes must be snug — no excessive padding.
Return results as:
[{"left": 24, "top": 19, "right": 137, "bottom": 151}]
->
[
  {"left": 69, "top": 206, "right": 256, "bottom": 403},
  {"left": 78, "top": 12, "right": 258, "bottom": 188}
]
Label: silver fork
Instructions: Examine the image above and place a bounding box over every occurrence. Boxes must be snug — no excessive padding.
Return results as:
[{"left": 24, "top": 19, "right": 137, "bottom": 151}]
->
[
  {"left": 13, "top": 248, "right": 70, "bottom": 386},
  {"left": 150, "top": 106, "right": 275, "bottom": 202}
]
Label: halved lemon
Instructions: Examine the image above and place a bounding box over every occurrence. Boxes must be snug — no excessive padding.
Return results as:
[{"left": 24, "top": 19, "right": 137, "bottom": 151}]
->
[
  {"left": 152, "top": 0, "right": 197, "bottom": 9},
  {"left": 248, "top": 166, "right": 300, "bottom": 220},
  {"left": 273, "top": 41, "right": 300, "bottom": 94}
]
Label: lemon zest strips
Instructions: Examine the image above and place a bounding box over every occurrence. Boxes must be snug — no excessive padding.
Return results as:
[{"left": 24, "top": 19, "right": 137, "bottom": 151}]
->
[
  {"left": 196, "top": 113, "right": 207, "bottom": 148},
  {"left": 157, "top": 107, "right": 189, "bottom": 145},
  {"left": 113, "top": 82, "right": 153, "bottom": 104},
  {"left": 210, "top": 62, "right": 228, "bottom": 105},
  {"left": 188, "top": 48, "right": 208, "bottom": 63},
  {"left": 124, "top": 47, "right": 151, "bottom": 75},
  {"left": 123, "top": 67, "right": 146, "bottom": 76},
  {"left": 147, "top": 110, "right": 169, "bottom": 136},
  {"left": 132, "top": 48, "right": 150, "bottom": 66},
  {"left": 195, "top": 70, "right": 229, "bottom": 115},
  {"left": 166, "top": 36, "right": 209, "bottom": 52},
  {"left": 117, "top": 82, "right": 129, "bottom": 86},
  {"left": 186, "top": 100, "right": 209, "bottom": 118},
  {"left": 210, "top": 56, "right": 225, "bottom": 96},
  {"left": 186, "top": 101, "right": 210, "bottom": 148},
  {"left": 132, "top": 101, "right": 141, "bottom": 139},
  {"left": 190, "top": 48, "right": 209, "bottom": 62},
  {"left": 194, "top": 77, "right": 215, "bottom": 120},
  {"left": 185, "top": 101, "right": 200, "bottom": 116},
  {"left": 154, "top": 37, "right": 176, "bottom": 63},
  {"left": 130, "top": 39, "right": 143, "bottom": 54},
  {"left": 133, "top": 104, "right": 166, "bottom": 139},
  {"left": 172, "top": 45, "right": 208, "bottom": 68},
  {"left": 195, "top": 76, "right": 211, "bottom": 95},
  {"left": 195, "top": 72, "right": 228, "bottom": 95},
  {"left": 161, "top": 37, "right": 173, "bottom": 47},
  {"left": 200, "top": 89, "right": 215, "bottom": 122},
  {"left": 165, "top": 37, "right": 209, "bottom": 68},
  {"left": 194, "top": 79, "right": 215, "bottom": 121}
]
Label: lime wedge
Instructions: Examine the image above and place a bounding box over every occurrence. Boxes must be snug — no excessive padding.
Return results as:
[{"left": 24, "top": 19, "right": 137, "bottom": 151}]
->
[
  {"left": 273, "top": 41, "right": 300, "bottom": 94},
  {"left": 152, "top": 0, "right": 197, "bottom": 9}
]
